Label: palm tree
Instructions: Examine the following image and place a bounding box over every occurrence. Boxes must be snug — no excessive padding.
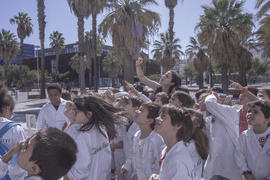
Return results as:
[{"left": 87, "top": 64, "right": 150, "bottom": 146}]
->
[
  {"left": 236, "top": 35, "right": 257, "bottom": 86},
  {"left": 69, "top": 53, "right": 88, "bottom": 74},
  {"left": 256, "top": 1, "right": 270, "bottom": 59},
  {"left": 84, "top": 31, "right": 103, "bottom": 89},
  {"left": 152, "top": 32, "right": 184, "bottom": 73},
  {"left": 165, "top": 0, "right": 178, "bottom": 43},
  {"left": 186, "top": 36, "right": 208, "bottom": 89},
  {"left": 196, "top": 0, "right": 253, "bottom": 91},
  {"left": 0, "top": 29, "right": 19, "bottom": 84},
  {"left": 256, "top": 15, "right": 270, "bottom": 59},
  {"left": 99, "top": 0, "right": 160, "bottom": 83},
  {"left": 10, "top": 12, "right": 33, "bottom": 84},
  {"left": 103, "top": 48, "right": 122, "bottom": 87},
  {"left": 87, "top": 0, "right": 108, "bottom": 91},
  {"left": 49, "top": 31, "right": 65, "bottom": 76},
  {"left": 37, "top": 0, "right": 46, "bottom": 98},
  {"left": 67, "top": 0, "right": 91, "bottom": 91},
  {"left": 256, "top": 0, "right": 270, "bottom": 19}
]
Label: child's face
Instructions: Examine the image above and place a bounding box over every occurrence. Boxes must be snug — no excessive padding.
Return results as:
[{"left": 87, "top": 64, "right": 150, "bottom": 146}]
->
[
  {"left": 134, "top": 105, "right": 150, "bottom": 125},
  {"left": 155, "top": 111, "right": 179, "bottom": 137},
  {"left": 159, "top": 71, "right": 172, "bottom": 86},
  {"left": 154, "top": 97, "right": 163, "bottom": 106},
  {"left": 247, "top": 105, "right": 270, "bottom": 127},
  {"left": 169, "top": 95, "right": 182, "bottom": 108},
  {"left": 17, "top": 135, "right": 40, "bottom": 176}
]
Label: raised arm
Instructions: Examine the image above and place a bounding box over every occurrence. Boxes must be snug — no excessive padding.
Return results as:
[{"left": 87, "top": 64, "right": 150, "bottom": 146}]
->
[
  {"left": 136, "top": 57, "right": 160, "bottom": 90},
  {"left": 230, "top": 80, "right": 258, "bottom": 102}
]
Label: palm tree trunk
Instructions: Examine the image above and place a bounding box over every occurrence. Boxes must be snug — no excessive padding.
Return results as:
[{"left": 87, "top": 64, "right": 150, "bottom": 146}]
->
[
  {"left": 209, "top": 62, "right": 214, "bottom": 87},
  {"left": 4, "top": 63, "right": 8, "bottom": 85},
  {"left": 56, "top": 51, "right": 60, "bottom": 75},
  {"left": 238, "top": 58, "right": 247, "bottom": 86},
  {"left": 37, "top": 0, "right": 46, "bottom": 99},
  {"left": 92, "top": 12, "right": 98, "bottom": 92},
  {"left": 221, "top": 64, "right": 229, "bottom": 92},
  {"left": 198, "top": 71, "right": 204, "bottom": 89},
  {"left": 124, "top": 54, "right": 135, "bottom": 83},
  {"left": 19, "top": 38, "right": 24, "bottom": 86},
  {"left": 88, "top": 53, "right": 92, "bottom": 88},
  {"left": 55, "top": 51, "right": 60, "bottom": 82},
  {"left": 78, "top": 15, "right": 85, "bottom": 92},
  {"left": 168, "top": 7, "right": 175, "bottom": 44}
]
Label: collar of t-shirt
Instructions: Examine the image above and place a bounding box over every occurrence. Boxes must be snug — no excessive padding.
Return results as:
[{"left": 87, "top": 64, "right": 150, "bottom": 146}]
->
[{"left": 53, "top": 105, "right": 59, "bottom": 111}]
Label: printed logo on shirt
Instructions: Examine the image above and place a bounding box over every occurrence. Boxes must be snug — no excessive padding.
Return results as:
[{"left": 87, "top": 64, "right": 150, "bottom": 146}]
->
[
  {"left": 266, "top": 149, "right": 270, "bottom": 157},
  {"left": 91, "top": 142, "right": 109, "bottom": 155}
]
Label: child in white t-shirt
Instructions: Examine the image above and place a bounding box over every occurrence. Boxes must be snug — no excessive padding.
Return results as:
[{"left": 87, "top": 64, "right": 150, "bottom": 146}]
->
[{"left": 235, "top": 100, "right": 270, "bottom": 180}]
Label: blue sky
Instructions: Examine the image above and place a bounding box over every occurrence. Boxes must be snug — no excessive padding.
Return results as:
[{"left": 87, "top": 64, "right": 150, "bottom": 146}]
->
[{"left": 0, "top": 0, "right": 258, "bottom": 54}]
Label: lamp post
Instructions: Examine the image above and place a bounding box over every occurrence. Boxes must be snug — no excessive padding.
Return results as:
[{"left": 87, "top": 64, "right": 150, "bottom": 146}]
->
[{"left": 35, "top": 45, "right": 40, "bottom": 88}]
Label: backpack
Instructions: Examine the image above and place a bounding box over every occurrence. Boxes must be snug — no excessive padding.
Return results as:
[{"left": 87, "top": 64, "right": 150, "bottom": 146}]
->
[{"left": 0, "top": 122, "right": 20, "bottom": 180}]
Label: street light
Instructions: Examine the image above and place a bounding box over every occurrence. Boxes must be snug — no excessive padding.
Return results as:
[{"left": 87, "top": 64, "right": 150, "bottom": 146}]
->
[{"left": 34, "top": 45, "right": 40, "bottom": 88}]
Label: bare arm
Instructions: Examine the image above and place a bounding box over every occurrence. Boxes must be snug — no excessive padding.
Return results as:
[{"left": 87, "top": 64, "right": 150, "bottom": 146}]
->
[{"left": 136, "top": 57, "right": 160, "bottom": 90}]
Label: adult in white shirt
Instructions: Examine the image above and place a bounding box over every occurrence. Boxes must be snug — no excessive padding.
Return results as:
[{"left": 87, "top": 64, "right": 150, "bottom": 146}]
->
[
  {"left": 0, "top": 84, "right": 27, "bottom": 180},
  {"left": 235, "top": 100, "right": 270, "bottom": 180},
  {"left": 37, "top": 84, "right": 69, "bottom": 130},
  {"left": 150, "top": 105, "right": 194, "bottom": 180}
]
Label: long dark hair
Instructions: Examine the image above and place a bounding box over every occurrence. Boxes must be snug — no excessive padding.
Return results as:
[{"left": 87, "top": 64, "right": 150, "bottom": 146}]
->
[
  {"left": 73, "top": 96, "right": 117, "bottom": 139},
  {"left": 185, "top": 108, "right": 209, "bottom": 160},
  {"left": 160, "top": 105, "right": 193, "bottom": 142},
  {"left": 168, "top": 70, "right": 181, "bottom": 95}
]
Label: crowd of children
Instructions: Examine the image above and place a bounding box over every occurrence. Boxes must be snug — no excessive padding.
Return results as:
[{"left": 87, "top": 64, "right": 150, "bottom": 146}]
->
[{"left": 0, "top": 56, "right": 269, "bottom": 180}]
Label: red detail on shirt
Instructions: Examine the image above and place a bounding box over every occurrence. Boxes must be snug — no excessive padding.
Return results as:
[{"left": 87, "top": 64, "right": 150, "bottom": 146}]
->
[
  {"left": 239, "top": 108, "right": 248, "bottom": 134},
  {"left": 159, "top": 152, "right": 167, "bottom": 168},
  {"left": 258, "top": 134, "right": 269, "bottom": 148}
]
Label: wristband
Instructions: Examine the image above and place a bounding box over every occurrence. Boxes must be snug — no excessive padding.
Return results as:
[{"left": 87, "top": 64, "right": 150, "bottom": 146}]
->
[{"left": 241, "top": 87, "right": 248, "bottom": 94}]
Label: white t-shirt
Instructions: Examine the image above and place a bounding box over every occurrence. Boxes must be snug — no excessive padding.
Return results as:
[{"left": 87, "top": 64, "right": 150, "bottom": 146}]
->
[
  {"left": 131, "top": 130, "right": 165, "bottom": 180},
  {"left": 66, "top": 125, "right": 111, "bottom": 180},
  {"left": 159, "top": 141, "right": 194, "bottom": 180},
  {"left": 235, "top": 127, "right": 270, "bottom": 179}
]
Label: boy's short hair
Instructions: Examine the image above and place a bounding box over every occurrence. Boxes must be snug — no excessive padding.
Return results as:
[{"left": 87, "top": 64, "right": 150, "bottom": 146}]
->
[
  {"left": 47, "top": 83, "right": 62, "bottom": 94},
  {"left": 248, "top": 100, "right": 270, "bottom": 126},
  {"left": 156, "top": 92, "right": 169, "bottom": 105},
  {"left": 30, "top": 128, "right": 77, "bottom": 180},
  {"left": 142, "top": 103, "right": 160, "bottom": 130},
  {"left": 172, "top": 91, "right": 195, "bottom": 108}
]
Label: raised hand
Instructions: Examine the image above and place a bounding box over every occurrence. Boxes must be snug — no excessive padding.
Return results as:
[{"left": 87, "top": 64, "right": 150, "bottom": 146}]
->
[{"left": 136, "top": 57, "right": 144, "bottom": 67}]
